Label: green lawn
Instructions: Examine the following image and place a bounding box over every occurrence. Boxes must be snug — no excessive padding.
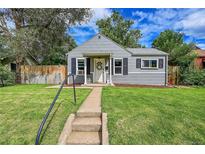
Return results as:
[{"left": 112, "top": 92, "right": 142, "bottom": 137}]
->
[
  {"left": 0, "top": 85, "right": 91, "bottom": 145},
  {"left": 102, "top": 87, "right": 205, "bottom": 144}
]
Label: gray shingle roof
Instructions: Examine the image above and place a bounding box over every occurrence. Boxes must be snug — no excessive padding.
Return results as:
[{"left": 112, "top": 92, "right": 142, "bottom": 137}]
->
[
  {"left": 68, "top": 33, "right": 168, "bottom": 56},
  {"left": 126, "top": 48, "right": 168, "bottom": 56},
  {"left": 69, "top": 33, "right": 130, "bottom": 54}
]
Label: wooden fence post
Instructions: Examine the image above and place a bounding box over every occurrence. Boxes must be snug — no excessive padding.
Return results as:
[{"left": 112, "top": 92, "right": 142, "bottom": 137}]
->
[{"left": 168, "top": 66, "right": 180, "bottom": 85}]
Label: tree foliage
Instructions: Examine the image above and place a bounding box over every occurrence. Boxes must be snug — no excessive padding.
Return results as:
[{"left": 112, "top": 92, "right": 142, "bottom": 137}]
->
[
  {"left": 181, "top": 69, "right": 205, "bottom": 86},
  {"left": 42, "top": 34, "right": 77, "bottom": 65},
  {"left": 152, "top": 30, "right": 198, "bottom": 84},
  {"left": 0, "top": 35, "right": 15, "bottom": 65},
  {"left": 0, "top": 63, "right": 15, "bottom": 86},
  {"left": 0, "top": 8, "right": 91, "bottom": 65},
  {"left": 152, "top": 30, "right": 196, "bottom": 67},
  {"left": 0, "top": 8, "right": 91, "bottom": 83},
  {"left": 96, "top": 11, "right": 142, "bottom": 48}
]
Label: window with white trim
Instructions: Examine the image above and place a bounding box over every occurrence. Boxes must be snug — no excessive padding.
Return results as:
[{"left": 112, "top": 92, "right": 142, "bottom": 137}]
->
[
  {"left": 77, "top": 58, "right": 85, "bottom": 75},
  {"left": 141, "top": 59, "right": 158, "bottom": 69},
  {"left": 114, "top": 58, "right": 123, "bottom": 75}
]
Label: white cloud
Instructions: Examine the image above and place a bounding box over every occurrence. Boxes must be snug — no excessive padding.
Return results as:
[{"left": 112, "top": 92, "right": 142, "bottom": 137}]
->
[
  {"left": 175, "top": 9, "right": 205, "bottom": 39},
  {"left": 132, "top": 9, "right": 181, "bottom": 46},
  {"left": 68, "top": 8, "right": 112, "bottom": 44},
  {"left": 132, "top": 8, "right": 205, "bottom": 47},
  {"left": 69, "top": 27, "right": 94, "bottom": 37},
  {"left": 196, "top": 43, "right": 205, "bottom": 49},
  {"left": 70, "top": 8, "right": 112, "bottom": 39},
  {"left": 132, "top": 11, "right": 149, "bottom": 22},
  {"left": 79, "top": 8, "right": 112, "bottom": 33},
  {"left": 91, "top": 8, "right": 112, "bottom": 21},
  {"left": 69, "top": 8, "right": 205, "bottom": 48}
]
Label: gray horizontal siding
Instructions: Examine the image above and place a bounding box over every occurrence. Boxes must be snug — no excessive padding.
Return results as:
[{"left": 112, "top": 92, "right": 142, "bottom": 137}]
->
[
  {"left": 71, "top": 73, "right": 165, "bottom": 85},
  {"left": 69, "top": 74, "right": 93, "bottom": 84},
  {"left": 67, "top": 34, "right": 168, "bottom": 85},
  {"left": 128, "top": 56, "right": 166, "bottom": 72},
  {"left": 110, "top": 73, "right": 166, "bottom": 85},
  {"left": 68, "top": 56, "right": 167, "bottom": 85}
]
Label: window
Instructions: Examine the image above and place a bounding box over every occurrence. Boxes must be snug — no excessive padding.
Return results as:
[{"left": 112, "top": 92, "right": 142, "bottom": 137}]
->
[
  {"left": 77, "top": 58, "right": 85, "bottom": 75},
  {"left": 142, "top": 59, "right": 158, "bottom": 69},
  {"left": 114, "top": 58, "right": 123, "bottom": 75},
  {"left": 203, "top": 61, "right": 205, "bottom": 69}
]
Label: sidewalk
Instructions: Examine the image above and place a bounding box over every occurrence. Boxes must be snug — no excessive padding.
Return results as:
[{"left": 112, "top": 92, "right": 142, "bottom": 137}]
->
[{"left": 77, "top": 87, "right": 102, "bottom": 116}]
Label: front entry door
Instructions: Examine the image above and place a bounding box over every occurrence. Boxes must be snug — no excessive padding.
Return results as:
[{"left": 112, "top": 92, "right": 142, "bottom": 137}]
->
[{"left": 94, "top": 58, "right": 105, "bottom": 83}]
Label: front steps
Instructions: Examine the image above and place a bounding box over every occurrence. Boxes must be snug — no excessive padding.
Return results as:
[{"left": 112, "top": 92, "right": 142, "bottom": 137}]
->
[
  {"left": 59, "top": 87, "right": 108, "bottom": 145},
  {"left": 72, "top": 117, "right": 102, "bottom": 132},
  {"left": 66, "top": 114, "right": 102, "bottom": 145},
  {"left": 76, "top": 110, "right": 102, "bottom": 117},
  {"left": 67, "top": 131, "right": 101, "bottom": 145}
]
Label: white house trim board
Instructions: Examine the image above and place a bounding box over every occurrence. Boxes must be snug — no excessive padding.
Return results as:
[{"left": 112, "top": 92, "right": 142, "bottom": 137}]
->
[
  {"left": 109, "top": 56, "right": 112, "bottom": 84},
  {"left": 104, "top": 60, "right": 106, "bottom": 83},
  {"left": 76, "top": 58, "right": 85, "bottom": 76},
  {"left": 128, "top": 72, "right": 165, "bottom": 74},
  {"left": 84, "top": 57, "right": 87, "bottom": 84}
]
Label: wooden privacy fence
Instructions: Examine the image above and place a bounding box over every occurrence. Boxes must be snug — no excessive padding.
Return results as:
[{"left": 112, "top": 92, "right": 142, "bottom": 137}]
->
[
  {"left": 168, "top": 66, "right": 180, "bottom": 85},
  {"left": 21, "top": 65, "right": 67, "bottom": 84}
]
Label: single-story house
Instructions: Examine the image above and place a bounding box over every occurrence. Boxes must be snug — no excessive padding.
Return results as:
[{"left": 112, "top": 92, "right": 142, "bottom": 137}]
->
[
  {"left": 67, "top": 33, "right": 168, "bottom": 86},
  {"left": 194, "top": 49, "right": 205, "bottom": 69}
]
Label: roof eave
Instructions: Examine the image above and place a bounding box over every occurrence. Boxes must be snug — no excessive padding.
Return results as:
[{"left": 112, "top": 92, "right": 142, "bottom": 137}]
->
[{"left": 131, "top": 54, "right": 168, "bottom": 56}]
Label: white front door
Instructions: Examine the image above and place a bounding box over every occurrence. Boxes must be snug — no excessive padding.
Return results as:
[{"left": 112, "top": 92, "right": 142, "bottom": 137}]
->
[{"left": 94, "top": 58, "right": 105, "bottom": 83}]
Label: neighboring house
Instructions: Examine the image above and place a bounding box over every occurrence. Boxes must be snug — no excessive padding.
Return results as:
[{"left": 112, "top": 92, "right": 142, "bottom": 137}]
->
[
  {"left": 194, "top": 49, "right": 205, "bottom": 69},
  {"left": 67, "top": 34, "right": 168, "bottom": 86},
  {"left": 0, "top": 51, "right": 39, "bottom": 72},
  {"left": 10, "top": 55, "right": 38, "bottom": 73}
]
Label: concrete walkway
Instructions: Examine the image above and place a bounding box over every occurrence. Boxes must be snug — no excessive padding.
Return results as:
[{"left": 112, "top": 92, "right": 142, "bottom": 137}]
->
[
  {"left": 77, "top": 87, "right": 102, "bottom": 117},
  {"left": 66, "top": 87, "right": 103, "bottom": 145}
]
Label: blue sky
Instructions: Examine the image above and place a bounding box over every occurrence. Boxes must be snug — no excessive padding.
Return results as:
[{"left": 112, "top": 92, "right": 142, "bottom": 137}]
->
[{"left": 68, "top": 8, "right": 205, "bottom": 49}]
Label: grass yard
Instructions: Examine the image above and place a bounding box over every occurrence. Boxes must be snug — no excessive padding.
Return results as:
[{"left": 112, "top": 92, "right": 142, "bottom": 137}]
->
[
  {"left": 0, "top": 85, "right": 91, "bottom": 145},
  {"left": 102, "top": 87, "right": 205, "bottom": 144}
]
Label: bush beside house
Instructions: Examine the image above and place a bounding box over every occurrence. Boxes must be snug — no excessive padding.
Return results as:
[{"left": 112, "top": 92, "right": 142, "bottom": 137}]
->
[
  {"left": 0, "top": 64, "right": 15, "bottom": 86},
  {"left": 181, "top": 69, "right": 205, "bottom": 86}
]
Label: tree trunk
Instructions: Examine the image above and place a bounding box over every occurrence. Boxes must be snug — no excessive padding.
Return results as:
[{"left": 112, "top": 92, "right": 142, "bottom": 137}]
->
[
  {"left": 15, "top": 62, "right": 21, "bottom": 84},
  {"left": 15, "top": 53, "right": 22, "bottom": 83},
  {"left": 0, "top": 77, "right": 4, "bottom": 87},
  {"left": 11, "top": 9, "right": 24, "bottom": 84}
]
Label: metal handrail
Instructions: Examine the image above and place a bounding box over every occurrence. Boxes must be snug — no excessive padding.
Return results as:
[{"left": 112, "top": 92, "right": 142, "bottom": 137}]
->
[{"left": 35, "top": 74, "right": 76, "bottom": 145}]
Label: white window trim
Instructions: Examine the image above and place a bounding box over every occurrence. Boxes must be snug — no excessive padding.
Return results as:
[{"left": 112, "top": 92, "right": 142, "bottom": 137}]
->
[
  {"left": 114, "top": 58, "right": 123, "bottom": 75},
  {"left": 141, "top": 59, "right": 158, "bottom": 69},
  {"left": 76, "top": 58, "right": 85, "bottom": 75}
]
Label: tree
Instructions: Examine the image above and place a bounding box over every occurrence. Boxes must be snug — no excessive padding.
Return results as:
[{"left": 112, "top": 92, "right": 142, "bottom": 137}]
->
[
  {"left": 0, "top": 35, "right": 15, "bottom": 65},
  {"left": 42, "top": 35, "right": 77, "bottom": 65},
  {"left": 152, "top": 30, "right": 196, "bottom": 67},
  {"left": 0, "top": 63, "right": 15, "bottom": 86},
  {"left": 152, "top": 30, "right": 197, "bottom": 84},
  {"left": 96, "top": 11, "right": 142, "bottom": 48},
  {"left": 0, "top": 8, "right": 91, "bottom": 83}
]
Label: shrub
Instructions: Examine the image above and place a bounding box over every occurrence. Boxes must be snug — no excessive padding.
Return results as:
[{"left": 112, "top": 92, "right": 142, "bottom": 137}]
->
[
  {"left": 0, "top": 64, "right": 15, "bottom": 86},
  {"left": 181, "top": 69, "right": 205, "bottom": 86}
]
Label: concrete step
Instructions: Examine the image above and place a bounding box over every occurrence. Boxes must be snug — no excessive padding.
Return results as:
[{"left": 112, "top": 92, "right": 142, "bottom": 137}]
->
[
  {"left": 76, "top": 111, "right": 101, "bottom": 117},
  {"left": 72, "top": 117, "right": 102, "bottom": 132},
  {"left": 67, "top": 131, "right": 101, "bottom": 145}
]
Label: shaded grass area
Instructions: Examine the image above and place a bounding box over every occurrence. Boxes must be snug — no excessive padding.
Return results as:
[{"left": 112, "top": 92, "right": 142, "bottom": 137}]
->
[
  {"left": 102, "top": 87, "right": 205, "bottom": 144},
  {"left": 0, "top": 85, "right": 91, "bottom": 144}
]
